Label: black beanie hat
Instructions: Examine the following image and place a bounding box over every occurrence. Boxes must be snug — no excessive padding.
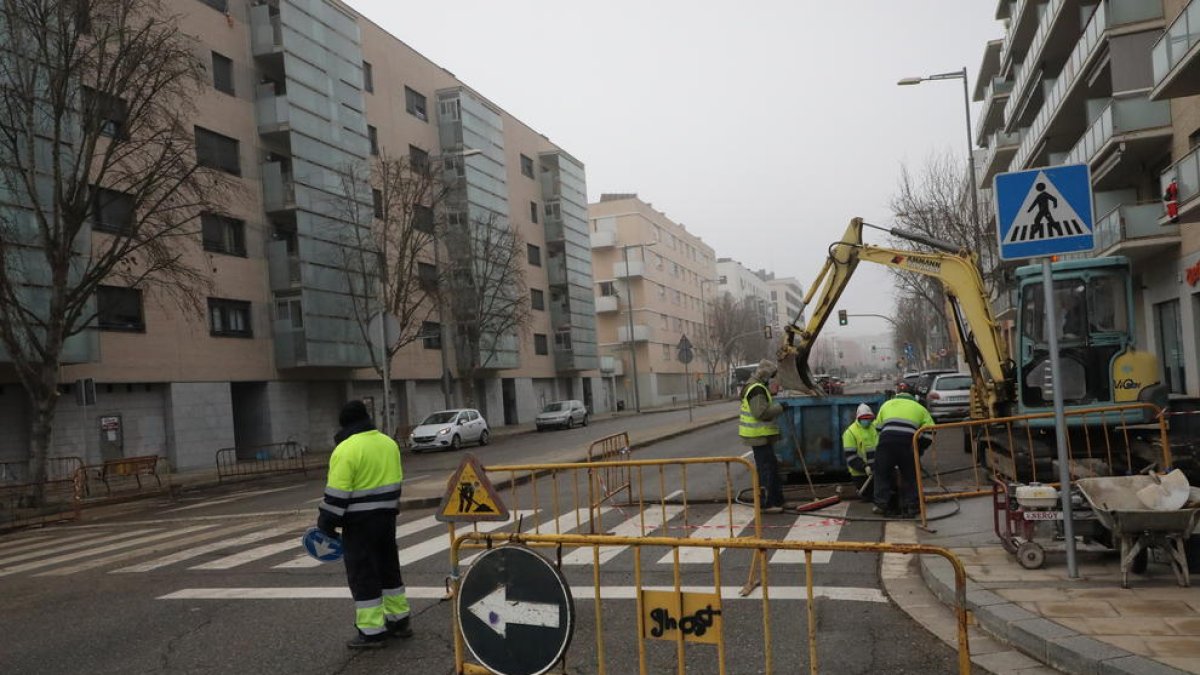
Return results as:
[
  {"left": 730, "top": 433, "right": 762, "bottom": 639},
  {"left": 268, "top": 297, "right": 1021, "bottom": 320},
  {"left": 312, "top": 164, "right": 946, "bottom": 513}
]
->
[{"left": 339, "top": 400, "right": 370, "bottom": 427}]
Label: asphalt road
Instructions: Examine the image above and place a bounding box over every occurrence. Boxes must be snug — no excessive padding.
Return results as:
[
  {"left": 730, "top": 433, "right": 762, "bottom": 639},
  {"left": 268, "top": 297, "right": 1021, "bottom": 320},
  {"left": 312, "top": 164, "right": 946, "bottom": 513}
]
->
[{"left": 0, "top": 412, "right": 964, "bottom": 675}]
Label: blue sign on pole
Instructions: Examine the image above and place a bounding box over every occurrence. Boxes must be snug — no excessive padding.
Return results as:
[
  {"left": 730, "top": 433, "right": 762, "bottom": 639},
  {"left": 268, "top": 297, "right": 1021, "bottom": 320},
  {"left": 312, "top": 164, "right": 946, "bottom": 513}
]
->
[
  {"left": 301, "top": 527, "right": 344, "bottom": 563},
  {"left": 994, "top": 163, "right": 1094, "bottom": 261}
]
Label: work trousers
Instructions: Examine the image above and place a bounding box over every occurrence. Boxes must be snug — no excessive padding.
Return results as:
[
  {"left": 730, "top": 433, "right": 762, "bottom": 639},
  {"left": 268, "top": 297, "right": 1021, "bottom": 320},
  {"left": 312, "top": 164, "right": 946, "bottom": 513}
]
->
[
  {"left": 341, "top": 510, "right": 409, "bottom": 635},
  {"left": 873, "top": 435, "right": 918, "bottom": 513},
  {"left": 750, "top": 442, "right": 785, "bottom": 508}
]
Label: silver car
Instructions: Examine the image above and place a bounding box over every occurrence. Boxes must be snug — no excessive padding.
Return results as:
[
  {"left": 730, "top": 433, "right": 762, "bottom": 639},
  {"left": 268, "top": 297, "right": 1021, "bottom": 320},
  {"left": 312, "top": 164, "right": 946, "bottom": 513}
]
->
[
  {"left": 926, "top": 373, "right": 973, "bottom": 422},
  {"left": 535, "top": 400, "right": 589, "bottom": 431},
  {"left": 409, "top": 409, "right": 490, "bottom": 452}
]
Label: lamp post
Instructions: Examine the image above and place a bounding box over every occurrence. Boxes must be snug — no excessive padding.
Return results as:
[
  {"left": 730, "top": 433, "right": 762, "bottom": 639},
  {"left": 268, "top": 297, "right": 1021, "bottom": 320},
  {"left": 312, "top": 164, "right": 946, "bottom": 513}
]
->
[
  {"left": 621, "top": 242, "right": 656, "bottom": 413},
  {"left": 698, "top": 277, "right": 718, "bottom": 400},
  {"left": 898, "top": 68, "right": 981, "bottom": 232}
]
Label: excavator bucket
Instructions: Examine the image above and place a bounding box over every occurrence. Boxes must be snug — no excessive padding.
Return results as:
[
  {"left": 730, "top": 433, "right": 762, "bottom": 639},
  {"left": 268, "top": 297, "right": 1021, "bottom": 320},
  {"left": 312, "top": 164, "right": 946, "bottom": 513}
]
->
[{"left": 777, "top": 327, "right": 824, "bottom": 396}]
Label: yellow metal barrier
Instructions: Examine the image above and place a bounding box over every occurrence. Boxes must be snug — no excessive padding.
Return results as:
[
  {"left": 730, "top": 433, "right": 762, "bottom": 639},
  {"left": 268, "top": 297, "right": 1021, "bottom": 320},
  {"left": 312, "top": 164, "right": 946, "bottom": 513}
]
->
[
  {"left": 449, "top": 531, "right": 972, "bottom": 675},
  {"left": 587, "top": 432, "right": 633, "bottom": 512},
  {"left": 911, "top": 403, "right": 1171, "bottom": 526}
]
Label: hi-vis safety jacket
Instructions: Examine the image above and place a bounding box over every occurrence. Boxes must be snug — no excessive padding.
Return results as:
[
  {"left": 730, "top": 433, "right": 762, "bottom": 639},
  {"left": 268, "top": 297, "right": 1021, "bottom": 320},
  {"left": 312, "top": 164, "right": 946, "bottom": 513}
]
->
[
  {"left": 842, "top": 423, "right": 878, "bottom": 477},
  {"left": 739, "top": 382, "right": 780, "bottom": 439},
  {"left": 320, "top": 430, "right": 404, "bottom": 526},
  {"left": 873, "top": 396, "right": 934, "bottom": 443}
]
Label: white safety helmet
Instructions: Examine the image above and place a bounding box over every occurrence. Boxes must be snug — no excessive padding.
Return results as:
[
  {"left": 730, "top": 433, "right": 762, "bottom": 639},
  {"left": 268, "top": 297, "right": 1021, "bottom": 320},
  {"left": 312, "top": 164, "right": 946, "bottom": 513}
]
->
[{"left": 855, "top": 403, "right": 875, "bottom": 420}]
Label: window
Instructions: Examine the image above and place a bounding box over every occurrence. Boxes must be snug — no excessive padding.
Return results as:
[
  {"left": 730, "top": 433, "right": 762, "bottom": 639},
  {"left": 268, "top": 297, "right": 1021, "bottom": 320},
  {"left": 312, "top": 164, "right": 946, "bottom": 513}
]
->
[
  {"left": 368, "top": 125, "right": 379, "bottom": 155},
  {"left": 208, "top": 298, "right": 252, "bottom": 338},
  {"left": 91, "top": 187, "right": 134, "bottom": 234},
  {"left": 527, "top": 243, "right": 541, "bottom": 267},
  {"left": 719, "top": 275, "right": 727, "bottom": 284},
  {"left": 83, "top": 86, "right": 127, "bottom": 138},
  {"left": 194, "top": 126, "right": 240, "bottom": 175},
  {"left": 674, "top": 290, "right": 682, "bottom": 305},
  {"left": 661, "top": 315, "right": 669, "bottom": 330},
  {"left": 657, "top": 284, "right": 665, "bottom": 299},
  {"left": 421, "top": 321, "right": 441, "bottom": 349},
  {"left": 534, "top": 333, "right": 549, "bottom": 355},
  {"left": 530, "top": 201, "right": 539, "bottom": 224},
  {"left": 372, "top": 189, "right": 384, "bottom": 218},
  {"left": 531, "top": 288, "right": 545, "bottom": 311},
  {"left": 201, "top": 213, "right": 246, "bottom": 257},
  {"left": 520, "top": 154, "right": 534, "bottom": 178},
  {"left": 417, "top": 262, "right": 438, "bottom": 289},
  {"left": 409, "top": 145, "right": 429, "bottom": 172},
  {"left": 275, "top": 295, "right": 303, "bottom": 329},
  {"left": 662, "top": 344, "right": 671, "bottom": 359},
  {"left": 211, "top": 52, "right": 234, "bottom": 95},
  {"left": 404, "top": 86, "right": 427, "bottom": 121},
  {"left": 362, "top": 61, "right": 373, "bottom": 93},
  {"left": 599, "top": 281, "right": 616, "bottom": 297},
  {"left": 413, "top": 204, "right": 434, "bottom": 233},
  {"left": 97, "top": 286, "right": 144, "bottom": 332},
  {"left": 555, "top": 330, "right": 572, "bottom": 351},
  {"left": 197, "top": 0, "right": 228, "bottom": 11}
]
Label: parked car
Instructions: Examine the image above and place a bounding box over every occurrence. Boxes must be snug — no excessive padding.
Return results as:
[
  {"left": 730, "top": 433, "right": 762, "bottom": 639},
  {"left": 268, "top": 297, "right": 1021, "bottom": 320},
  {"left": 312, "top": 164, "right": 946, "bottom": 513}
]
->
[
  {"left": 925, "top": 373, "right": 974, "bottom": 422},
  {"left": 409, "top": 409, "right": 489, "bottom": 452},
  {"left": 896, "top": 371, "right": 920, "bottom": 393},
  {"left": 536, "top": 400, "right": 589, "bottom": 431},
  {"left": 914, "top": 369, "right": 957, "bottom": 404}
]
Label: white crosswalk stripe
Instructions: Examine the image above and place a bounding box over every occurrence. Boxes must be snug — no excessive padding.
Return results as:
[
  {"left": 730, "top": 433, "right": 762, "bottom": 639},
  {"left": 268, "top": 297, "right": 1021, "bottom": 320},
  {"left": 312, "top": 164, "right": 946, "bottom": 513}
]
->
[
  {"left": 114, "top": 520, "right": 310, "bottom": 573},
  {"left": 771, "top": 502, "right": 849, "bottom": 565},
  {"left": 38, "top": 522, "right": 263, "bottom": 576},
  {"left": 0, "top": 529, "right": 162, "bottom": 567},
  {"left": 459, "top": 508, "right": 608, "bottom": 565},
  {"left": 561, "top": 505, "right": 683, "bottom": 565},
  {"left": 657, "top": 504, "right": 757, "bottom": 564},
  {"left": 400, "top": 510, "right": 536, "bottom": 567},
  {"left": 0, "top": 525, "right": 216, "bottom": 577},
  {"left": 273, "top": 514, "right": 444, "bottom": 569}
]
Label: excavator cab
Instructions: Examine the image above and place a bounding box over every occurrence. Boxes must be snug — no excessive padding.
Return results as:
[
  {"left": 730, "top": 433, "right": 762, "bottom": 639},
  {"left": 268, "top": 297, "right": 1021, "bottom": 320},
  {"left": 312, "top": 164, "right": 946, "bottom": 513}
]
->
[{"left": 1014, "top": 256, "right": 1166, "bottom": 420}]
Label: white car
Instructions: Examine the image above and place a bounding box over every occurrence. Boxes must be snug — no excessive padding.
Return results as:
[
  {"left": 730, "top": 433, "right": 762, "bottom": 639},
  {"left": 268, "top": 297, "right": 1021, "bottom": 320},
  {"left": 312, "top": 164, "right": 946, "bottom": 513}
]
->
[
  {"left": 409, "top": 409, "right": 489, "bottom": 452},
  {"left": 536, "top": 400, "right": 589, "bottom": 431},
  {"left": 926, "top": 373, "right": 973, "bottom": 422}
]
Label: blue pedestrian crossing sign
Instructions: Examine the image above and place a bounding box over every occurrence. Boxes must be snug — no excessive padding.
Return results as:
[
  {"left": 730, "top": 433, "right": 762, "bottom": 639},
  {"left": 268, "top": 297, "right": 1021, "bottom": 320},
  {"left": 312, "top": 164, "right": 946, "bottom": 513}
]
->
[
  {"left": 301, "top": 527, "right": 344, "bottom": 563},
  {"left": 994, "top": 163, "right": 1094, "bottom": 260}
]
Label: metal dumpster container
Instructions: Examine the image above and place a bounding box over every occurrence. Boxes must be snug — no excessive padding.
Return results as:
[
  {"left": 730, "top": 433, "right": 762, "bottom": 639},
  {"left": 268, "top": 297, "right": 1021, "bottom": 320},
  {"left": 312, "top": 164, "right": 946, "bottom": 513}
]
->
[{"left": 772, "top": 393, "right": 887, "bottom": 476}]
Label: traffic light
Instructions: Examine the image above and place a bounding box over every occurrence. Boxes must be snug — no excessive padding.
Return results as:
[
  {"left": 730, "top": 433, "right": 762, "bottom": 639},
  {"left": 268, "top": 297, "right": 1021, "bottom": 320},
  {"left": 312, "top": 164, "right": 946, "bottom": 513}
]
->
[
  {"left": 838, "top": 309, "right": 848, "bottom": 326},
  {"left": 871, "top": 345, "right": 877, "bottom": 353},
  {"left": 763, "top": 325, "right": 773, "bottom": 339}
]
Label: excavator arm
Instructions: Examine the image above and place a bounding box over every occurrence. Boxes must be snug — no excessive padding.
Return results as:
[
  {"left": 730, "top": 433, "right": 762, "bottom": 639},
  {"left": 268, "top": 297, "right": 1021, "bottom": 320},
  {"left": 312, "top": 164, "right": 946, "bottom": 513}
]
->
[{"left": 777, "top": 218, "right": 1014, "bottom": 418}]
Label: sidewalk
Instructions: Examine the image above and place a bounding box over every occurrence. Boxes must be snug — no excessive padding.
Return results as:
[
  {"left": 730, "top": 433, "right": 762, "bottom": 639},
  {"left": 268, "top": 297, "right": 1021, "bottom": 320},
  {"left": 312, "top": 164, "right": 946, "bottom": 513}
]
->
[{"left": 913, "top": 496, "right": 1200, "bottom": 674}]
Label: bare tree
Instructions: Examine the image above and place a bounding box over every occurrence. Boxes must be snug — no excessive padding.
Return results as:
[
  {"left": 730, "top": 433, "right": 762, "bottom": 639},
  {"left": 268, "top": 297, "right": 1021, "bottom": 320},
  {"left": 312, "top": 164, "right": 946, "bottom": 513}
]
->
[
  {"left": 439, "top": 214, "right": 531, "bottom": 410},
  {"left": 0, "top": 0, "right": 228, "bottom": 490},
  {"left": 335, "top": 154, "right": 446, "bottom": 426},
  {"left": 702, "top": 293, "right": 767, "bottom": 380}
]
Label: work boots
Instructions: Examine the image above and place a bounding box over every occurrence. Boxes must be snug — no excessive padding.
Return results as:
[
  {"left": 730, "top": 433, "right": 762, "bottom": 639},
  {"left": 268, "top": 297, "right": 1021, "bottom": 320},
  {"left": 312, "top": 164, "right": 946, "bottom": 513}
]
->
[{"left": 387, "top": 617, "right": 414, "bottom": 639}]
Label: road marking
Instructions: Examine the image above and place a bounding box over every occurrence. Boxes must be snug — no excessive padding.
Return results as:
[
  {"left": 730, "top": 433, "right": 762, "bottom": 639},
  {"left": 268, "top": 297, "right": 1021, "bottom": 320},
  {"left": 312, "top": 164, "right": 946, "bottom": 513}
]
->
[
  {"left": 159, "top": 585, "right": 887, "bottom": 603},
  {"left": 273, "top": 514, "right": 445, "bottom": 569},
  {"left": 770, "top": 501, "right": 848, "bottom": 565},
  {"left": 163, "top": 485, "right": 305, "bottom": 513},
  {"left": 0, "top": 525, "right": 217, "bottom": 577},
  {"left": 37, "top": 521, "right": 263, "bottom": 576},
  {"left": 400, "top": 510, "right": 536, "bottom": 567},
  {"left": 657, "top": 505, "right": 756, "bottom": 564},
  {"left": 459, "top": 508, "right": 608, "bottom": 565},
  {"left": 63, "top": 510, "right": 311, "bottom": 527},
  {"left": 561, "top": 506, "right": 683, "bottom": 565},
  {"left": 114, "top": 520, "right": 310, "bottom": 573},
  {"left": 0, "top": 529, "right": 161, "bottom": 567}
]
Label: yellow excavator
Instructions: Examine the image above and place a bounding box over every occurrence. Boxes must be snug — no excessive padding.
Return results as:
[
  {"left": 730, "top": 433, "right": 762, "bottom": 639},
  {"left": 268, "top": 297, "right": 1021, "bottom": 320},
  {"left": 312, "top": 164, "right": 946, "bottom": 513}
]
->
[{"left": 777, "top": 218, "right": 1166, "bottom": 430}]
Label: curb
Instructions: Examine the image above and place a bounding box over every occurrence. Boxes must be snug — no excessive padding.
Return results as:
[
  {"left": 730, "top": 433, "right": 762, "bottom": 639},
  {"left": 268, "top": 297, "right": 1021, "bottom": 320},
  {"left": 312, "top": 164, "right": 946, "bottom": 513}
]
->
[
  {"left": 918, "top": 554, "right": 1189, "bottom": 675},
  {"left": 397, "top": 413, "right": 739, "bottom": 510}
]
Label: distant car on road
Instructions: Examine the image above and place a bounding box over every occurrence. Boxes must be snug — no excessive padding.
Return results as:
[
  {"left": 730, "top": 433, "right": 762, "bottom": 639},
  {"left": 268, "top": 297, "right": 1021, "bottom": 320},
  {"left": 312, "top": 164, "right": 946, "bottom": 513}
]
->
[
  {"left": 813, "top": 374, "right": 844, "bottom": 395},
  {"left": 536, "top": 400, "right": 589, "bottom": 431},
  {"left": 409, "top": 409, "right": 490, "bottom": 452},
  {"left": 925, "top": 373, "right": 973, "bottom": 422},
  {"left": 896, "top": 371, "right": 920, "bottom": 393}
]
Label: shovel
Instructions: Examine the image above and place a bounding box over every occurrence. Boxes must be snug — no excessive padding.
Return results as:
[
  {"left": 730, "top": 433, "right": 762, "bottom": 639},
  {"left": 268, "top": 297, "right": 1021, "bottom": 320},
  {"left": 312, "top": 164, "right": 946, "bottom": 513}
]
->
[{"left": 1136, "top": 469, "right": 1191, "bottom": 511}]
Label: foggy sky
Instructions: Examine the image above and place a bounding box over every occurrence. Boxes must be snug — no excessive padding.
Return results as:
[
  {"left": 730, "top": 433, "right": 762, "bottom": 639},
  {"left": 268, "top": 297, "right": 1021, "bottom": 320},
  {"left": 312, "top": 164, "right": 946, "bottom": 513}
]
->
[{"left": 351, "top": 1, "right": 1003, "bottom": 338}]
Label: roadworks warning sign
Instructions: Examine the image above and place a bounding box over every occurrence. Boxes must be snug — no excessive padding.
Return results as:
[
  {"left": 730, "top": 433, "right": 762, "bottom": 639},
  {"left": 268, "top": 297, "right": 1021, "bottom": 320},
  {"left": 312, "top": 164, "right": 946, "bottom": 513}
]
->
[{"left": 436, "top": 453, "right": 510, "bottom": 522}]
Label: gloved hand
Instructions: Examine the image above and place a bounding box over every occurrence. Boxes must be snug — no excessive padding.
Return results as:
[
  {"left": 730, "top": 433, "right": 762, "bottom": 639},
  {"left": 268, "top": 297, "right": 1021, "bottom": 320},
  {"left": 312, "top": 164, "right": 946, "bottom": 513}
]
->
[
  {"left": 317, "top": 511, "right": 340, "bottom": 538},
  {"left": 865, "top": 464, "right": 873, "bottom": 476},
  {"left": 848, "top": 457, "right": 866, "bottom": 473},
  {"left": 917, "top": 436, "right": 933, "bottom": 455}
]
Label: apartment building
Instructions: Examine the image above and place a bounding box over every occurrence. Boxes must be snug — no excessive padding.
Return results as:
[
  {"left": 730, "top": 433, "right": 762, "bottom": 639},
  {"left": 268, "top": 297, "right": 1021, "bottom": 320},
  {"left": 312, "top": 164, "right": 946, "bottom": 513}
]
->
[
  {"left": 716, "top": 259, "right": 772, "bottom": 325},
  {"left": 976, "top": 0, "right": 1200, "bottom": 397},
  {"left": 0, "top": 0, "right": 600, "bottom": 471},
  {"left": 760, "top": 273, "right": 806, "bottom": 333},
  {"left": 589, "top": 195, "right": 718, "bottom": 410}
]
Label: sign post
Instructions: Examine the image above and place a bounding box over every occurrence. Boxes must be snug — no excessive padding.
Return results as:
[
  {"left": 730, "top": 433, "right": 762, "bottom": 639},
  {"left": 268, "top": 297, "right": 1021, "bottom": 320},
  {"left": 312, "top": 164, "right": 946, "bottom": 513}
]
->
[
  {"left": 677, "top": 335, "right": 694, "bottom": 422},
  {"left": 995, "top": 162, "right": 1095, "bottom": 579}
]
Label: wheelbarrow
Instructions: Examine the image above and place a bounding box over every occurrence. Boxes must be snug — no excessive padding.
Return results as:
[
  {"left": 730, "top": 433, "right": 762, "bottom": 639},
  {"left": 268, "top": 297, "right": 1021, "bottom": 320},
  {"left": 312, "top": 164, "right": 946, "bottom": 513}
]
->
[{"left": 1076, "top": 475, "right": 1200, "bottom": 588}]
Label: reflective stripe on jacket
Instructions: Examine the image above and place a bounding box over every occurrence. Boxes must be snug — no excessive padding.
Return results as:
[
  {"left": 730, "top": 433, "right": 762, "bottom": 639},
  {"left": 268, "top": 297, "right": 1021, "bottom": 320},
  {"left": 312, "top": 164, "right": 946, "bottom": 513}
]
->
[
  {"left": 842, "top": 423, "right": 878, "bottom": 477},
  {"left": 739, "top": 382, "right": 780, "bottom": 438},
  {"left": 873, "top": 397, "right": 934, "bottom": 441},
  {"left": 320, "top": 430, "right": 404, "bottom": 525}
]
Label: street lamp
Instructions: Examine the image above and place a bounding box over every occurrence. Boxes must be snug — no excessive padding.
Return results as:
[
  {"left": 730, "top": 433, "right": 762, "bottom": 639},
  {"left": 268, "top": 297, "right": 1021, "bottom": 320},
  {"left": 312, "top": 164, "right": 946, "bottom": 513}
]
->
[
  {"left": 698, "top": 277, "right": 719, "bottom": 399},
  {"left": 897, "top": 68, "right": 981, "bottom": 233},
  {"left": 621, "top": 241, "right": 656, "bottom": 413}
]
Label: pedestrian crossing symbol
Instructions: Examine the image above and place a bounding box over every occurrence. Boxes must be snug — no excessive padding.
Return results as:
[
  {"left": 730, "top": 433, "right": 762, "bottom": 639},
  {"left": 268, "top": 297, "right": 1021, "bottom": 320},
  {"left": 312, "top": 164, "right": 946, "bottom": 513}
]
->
[
  {"left": 994, "top": 163, "right": 1094, "bottom": 261},
  {"left": 437, "top": 453, "right": 510, "bottom": 522}
]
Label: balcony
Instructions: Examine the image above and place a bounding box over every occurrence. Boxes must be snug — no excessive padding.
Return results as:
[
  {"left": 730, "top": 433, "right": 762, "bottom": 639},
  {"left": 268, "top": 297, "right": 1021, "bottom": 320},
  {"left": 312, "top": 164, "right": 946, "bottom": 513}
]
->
[
  {"left": 617, "top": 324, "right": 652, "bottom": 342},
  {"left": 613, "top": 260, "right": 645, "bottom": 278},
  {"left": 599, "top": 355, "right": 623, "bottom": 376},
  {"left": 1093, "top": 204, "right": 1179, "bottom": 259},
  {"left": 999, "top": 0, "right": 1039, "bottom": 70},
  {"left": 1161, "top": 144, "right": 1200, "bottom": 225},
  {"left": 1151, "top": 0, "right": 1200, "bottom": 100},
  {"left": 980, "top": 129, "right": 1022, "bottom": 185},
  {"left": 262, "top": 161, "right": 295, "bottom": 213},
  {"left": 976, "top": 77, "right": 1014, "bottom": 144},
  {"left": 273, "top": 327, "right": 308, "bottom": 369},
  {"left": 1063, "top": 95, "right": 1171, "bottom": 171},
  {"left": 595, "top": 295, "right": 618, "bottom": 313},
  {"left": 255, "top": 95, "right": 290, "bottom": 134},
  {"left": 250, "top": 4, "right": 283, "bottom": 56},
  {"left": 267, "top": 240, "right": 301, "bottom": 291},
  {"left": 590, "top": 230, "right": 617, "bottom": 249}
]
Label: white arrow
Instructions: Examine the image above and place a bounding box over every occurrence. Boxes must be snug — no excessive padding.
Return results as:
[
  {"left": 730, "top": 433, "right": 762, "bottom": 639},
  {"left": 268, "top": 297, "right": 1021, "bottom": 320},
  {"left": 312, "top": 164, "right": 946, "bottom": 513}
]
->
[
  {"left": 311, "top": 537, "right": 336, "bottom": 559},
  {"left": 467, "top": 585, "right": 560, "bottom": 638}
]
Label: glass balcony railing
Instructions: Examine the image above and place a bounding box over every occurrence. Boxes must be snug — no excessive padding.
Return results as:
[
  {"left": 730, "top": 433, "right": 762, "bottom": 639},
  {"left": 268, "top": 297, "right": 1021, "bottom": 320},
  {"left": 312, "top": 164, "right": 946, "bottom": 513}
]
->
[
  {"left": 1005, "top": 0, "right": 1066, "bottom": 126},
  {"left": 981, "top": 129, "right": 1023, "bottom": 178},
  {"left": 255, "top": 95, "right": 289, "bottom": 131},
  {"left": 1063, "top": 95, "right": 1171, "bottom": 166},
  {"left": 1152, "top": 0, "right": 1200, "bottom": 86},
  {"left": 1000, "top": 0, "right": 1033, "bottom": 65},
  {"left": 976, "top": 77, "right": 1014, "bottom": 141},
  {"left": 250, "top": 5, "right": 283, "bottom": 56},
  {"left": 590, "top": 230, "right": 616, "bottom": 248},
  {"left": 1161, "top": 143, "right": 1200, "bottom": 214},
  {"left": 261, "top": 162, "right": 295, "bottom": 212},
  {"left": 1093, "top": 204, "right": 1177, "bottom": 253}
]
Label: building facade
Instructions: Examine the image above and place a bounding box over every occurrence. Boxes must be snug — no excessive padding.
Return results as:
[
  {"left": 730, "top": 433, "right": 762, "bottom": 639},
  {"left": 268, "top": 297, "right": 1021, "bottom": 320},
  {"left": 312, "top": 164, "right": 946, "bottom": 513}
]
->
[
  {"left": 977, "top": 0, "right": 1200, "bottom": 398},
  {"left": 761, "top": 273, "right": 806, "bottom": 334},
  {"left": 716, "top": 258, "right": 772, "bottom": 326},
  {"left": 589, "top": 195, "right": 718, "bottom": 409},
  {"left": 0, "top": 0, "right": 601, "bottom": 471}
]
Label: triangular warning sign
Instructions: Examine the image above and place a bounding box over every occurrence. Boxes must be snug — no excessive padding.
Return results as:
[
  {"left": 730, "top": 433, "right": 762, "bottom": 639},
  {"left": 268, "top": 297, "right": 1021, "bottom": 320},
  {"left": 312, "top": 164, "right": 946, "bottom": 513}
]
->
[
  {"left": 1002, "top": 171, "right": 1092, "bottom": 245},
  {"left": 436, "top": 453, "right": 510, "bottom": 522}
]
